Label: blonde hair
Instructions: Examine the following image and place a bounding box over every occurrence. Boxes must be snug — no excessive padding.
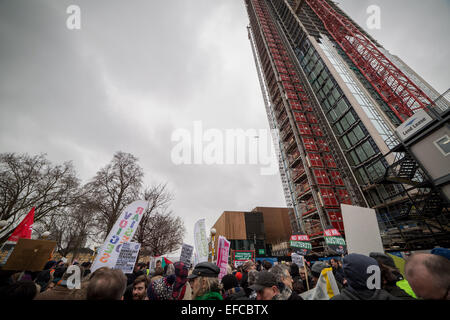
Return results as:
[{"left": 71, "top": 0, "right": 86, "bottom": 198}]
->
[{"left": 192, "top": 276, "right": 221, "bottom": 299}]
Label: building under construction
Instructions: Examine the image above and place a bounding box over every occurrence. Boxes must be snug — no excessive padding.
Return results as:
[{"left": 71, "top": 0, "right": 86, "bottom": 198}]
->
[{"left": 245, "top": 0, "right": 450, "bottom": 255}]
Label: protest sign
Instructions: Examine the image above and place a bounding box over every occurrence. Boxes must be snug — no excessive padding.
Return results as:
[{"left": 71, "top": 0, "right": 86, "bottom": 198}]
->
[
  {"left": 179, "top": 243, "right": 194, "bottom": 267},
  {"left": 2, "top": 238, "right": 56, "bottom": 271},
  {"left": 341, "top": 204, "right": 384, "bottom": 256},
  {"left": 300, "top": 267, "right": 340, "bottom": 300},
  {"left": 91, "top": 200, "right": 148, "bottom": 272},
  {"left": 114, "top": 242, "right": 141, "bottom": 274},
  {"left": 323, "top": 229, "right": 347, "bottom": 255},
  {"left": 291, "top": 252, "right": 304, "bottom": 267},
  {"left": 194, "top": 219, "right": 208, "bottom": 263},
  {"left": 290, "top": 234, "right": 312, "bottom": 256},
  {"left": 216, "top": 236, "right": 230, "bottom": 280}
]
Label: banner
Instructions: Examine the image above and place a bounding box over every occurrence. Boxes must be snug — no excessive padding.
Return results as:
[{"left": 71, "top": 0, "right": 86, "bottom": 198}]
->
[
  {"left": 8, "top": 207, "right": 35, "bottom": 243},
  {"left": 300, "top": 267, "right": 340, "bottom": 300},
  {"left": 194, "top": 219, "right": 208, "bottom": 263},
  {"left": 290, "top": 234, "right": 312, "bottom": 256},
  {"left": 216, "top": 236, "right": 230, "bottom": 280},
  {"left": 179, "top": 243, "right": 194, "bottom": 267},
  {"left": 323, "top": 229, "right": 347, "bottom": 255},
  {"left": 114, "top": 242, "right": 141, "bottom": 274},
  {"left": 91, "top": 200, "right": 148, "bottom": 272}
]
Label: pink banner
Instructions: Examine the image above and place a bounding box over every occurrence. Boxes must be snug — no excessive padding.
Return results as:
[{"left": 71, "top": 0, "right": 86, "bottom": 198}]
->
[{"left": 216, "top": 236, "right": 230, "bottom": 280}]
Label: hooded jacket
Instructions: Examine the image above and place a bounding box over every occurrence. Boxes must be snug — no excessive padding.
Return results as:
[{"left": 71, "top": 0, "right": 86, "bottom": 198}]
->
[{"left": 331, "top": 253, "right": 399, "bottom": 301}]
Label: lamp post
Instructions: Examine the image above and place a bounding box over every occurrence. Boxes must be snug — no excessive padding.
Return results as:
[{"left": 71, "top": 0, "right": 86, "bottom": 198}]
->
[{"left": 210, "top": 228, "right": 216, "bottom": 263}]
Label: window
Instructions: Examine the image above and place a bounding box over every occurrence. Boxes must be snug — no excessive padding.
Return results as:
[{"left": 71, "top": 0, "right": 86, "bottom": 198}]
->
[
  {"left": 336, "top": 99, "right": 349, "bottom": 116},
  {"left": 347, "top": 131, "right": 358, "bottom": 145},
  {"left": 357, "top": 168, "right": 369, "bottom": 184},
  {"left": 355, "top": 145, "right": 368, "bottom": 162},
  {"left": 434, "top": 135, "right": 450, "bottom": 156},
  {"left": 344, "top": 112, "right": 356, "bottom": 126},
  {"left": 331, "top": 88, "right": 341, "bottom": 101},
  {"left": 362, "top": 141, "right": 376, "bottom": 158},
  {"left": 340, "top": 135, "right": 351, "bottom": 149},
  {"left": 353, "top": 125, "right": 365, "bottom": 141}
]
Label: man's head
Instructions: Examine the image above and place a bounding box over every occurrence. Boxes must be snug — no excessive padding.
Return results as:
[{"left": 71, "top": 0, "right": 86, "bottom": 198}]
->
[
  {"left": 405, "top": 253, "right": 450, "bottom": 300},
  {"left": 242, "top": 261, "right": 256, "bottom": 273},
  {"left": 133, "top": 275, "right": 149, "bottom": 300},
  {"left": 270, "top": 264, "right": 293, "bottom": 290},
  {"left": 330, "top": 258, "right": 340, "bottom": 269},
  {"left": 156, "top": 260, "right": 162, "bottom": 268},
  {"left": 342, "top": 253, "right": 379, "bottom": 291},
  {"left": 87, "top": 267, "right": 127, "bottom": 300},
  {"left": 249, "top": 271, "right": 279, "bottom": 300},
  {"left": 187, "top": 262, "right": 220, "bottom": 299},
  {"left": 311, "top": 261, "right": 327, "bottom": 283}
]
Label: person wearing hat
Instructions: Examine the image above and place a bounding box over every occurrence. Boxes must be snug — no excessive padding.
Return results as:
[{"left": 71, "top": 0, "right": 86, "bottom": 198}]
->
[
  {"left": 187, "top": 262, "right": 223, "bottom": 300},
  {"left": 310, "top": 261, "right": 328, "bottom": 288},
  {"left": 249, "top": 271, "right": 281, "bottom": 300},
  {"left": 369, "top": 252, "right": 416, "bottom": 299},
  {"left": 331, "top": 253, "right": 399, "bottom": 300}
]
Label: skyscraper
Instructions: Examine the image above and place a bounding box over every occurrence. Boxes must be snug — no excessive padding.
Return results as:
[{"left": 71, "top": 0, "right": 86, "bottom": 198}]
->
[{"left": 245, "top": 0, "right": 449, "bottom": 254}]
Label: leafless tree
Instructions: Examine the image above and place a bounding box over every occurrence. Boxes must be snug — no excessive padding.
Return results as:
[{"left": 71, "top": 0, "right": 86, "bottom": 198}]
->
[
  {"left": 84, "top": 151, "right": 144, "bottom": 239},
  {"left": 134, "top": 184, "right": 185, "bottom": 256},
  {"left": 33, "top": 196, "right": 97, "bottom": 257},
  {"left": 0, "top": 153, "right": 80, "bottom": 243}
]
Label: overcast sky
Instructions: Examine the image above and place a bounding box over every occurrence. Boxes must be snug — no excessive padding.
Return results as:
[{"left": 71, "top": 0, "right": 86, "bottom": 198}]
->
[{"left": 0, "top": 0, "right": 448, "bottom": 254}]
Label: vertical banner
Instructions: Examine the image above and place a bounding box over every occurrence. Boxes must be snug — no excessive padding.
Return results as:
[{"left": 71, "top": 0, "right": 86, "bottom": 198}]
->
[
  {"left": 216, "top": 236, "right": 231, "bottom": 280},
  {"left": 91, "top": 200, "right": 148, "bottom": 273},
  {"left": 194, "top": 219, "right": 208, "bottom": 263},
  {"left": 179, "top": 243, "right": 194, "bottom": 267},
  {"left": 114, "top": 242, "right": 141, "bottom": 274}
]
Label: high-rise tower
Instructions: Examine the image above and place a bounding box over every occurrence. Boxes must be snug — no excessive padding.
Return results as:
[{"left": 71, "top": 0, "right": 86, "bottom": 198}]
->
[{"left": 245, "top": 0, "right": 450, "bottom": 254}]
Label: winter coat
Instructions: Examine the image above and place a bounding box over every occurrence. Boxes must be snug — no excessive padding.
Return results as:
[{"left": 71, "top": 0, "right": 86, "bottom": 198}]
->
[{"left": 331, "top": 287, "right": 400, "bottom": 300}]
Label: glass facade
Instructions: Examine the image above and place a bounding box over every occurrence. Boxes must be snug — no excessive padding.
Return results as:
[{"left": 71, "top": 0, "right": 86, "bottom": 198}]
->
[{"left": 295, "top": 38, "right": 388, "bottom": 185}]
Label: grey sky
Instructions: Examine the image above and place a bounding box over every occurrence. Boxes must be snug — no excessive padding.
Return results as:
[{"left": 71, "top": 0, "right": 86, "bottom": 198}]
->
[{"left": 0, "top": 0, "right": 448, "bottom": 254}]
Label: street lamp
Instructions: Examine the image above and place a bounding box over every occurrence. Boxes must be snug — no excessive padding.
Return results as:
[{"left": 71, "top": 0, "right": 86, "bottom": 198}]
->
[{"left": 210, "top": 228, "right": 216, "bottom": 262}]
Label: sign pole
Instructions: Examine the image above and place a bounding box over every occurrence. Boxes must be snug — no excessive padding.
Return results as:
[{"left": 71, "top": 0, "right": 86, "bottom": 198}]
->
[{"left": 303, "top": 258, "right": 310, "bottom": 291}]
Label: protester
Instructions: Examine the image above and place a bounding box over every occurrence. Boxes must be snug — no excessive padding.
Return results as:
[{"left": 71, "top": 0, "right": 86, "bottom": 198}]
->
[
  {"left": 187, "top": 262, "right": 223, "bottom": 300},
  {"left": 270, "top": 264, "right": 303, "bottom": 300},
  {"left": 0, "top": 280, "right": 38, "bottom": 300},
  {"left": 289, "top": 263, "right": 306, "bottom": 294},
  {"left": 330, "top": 258, "right": 345, "bottom": 285},
  {"left": 164, "top": 263, "right": 175, "bottom": 276},
  {"left": 128, "top": 275, "right": 148, "bottom": 300},
  {"left": 369, "top": 252, "right": 416, "bottom": 299},
  {"left": 221, "top": 274, "right": 247, "bottom": 300},
  {"left": 151, "top": 266, "right": 165, "bottom": 283},
  {"left": 249, "top": 271, "right": 280, "bottom": 300},
  {"left": 310, "top": 261, "right": 327, "bottom": 287},
  {"left": 263, "top": 260, "right": 273, "bottom": 271},
  {"left": 126, "top": 263, "right": 145, "bottom": 286},
  {"left": 240, "top": 260, "right": 256, "bottom": 295},
  {"left": 147, "top": 261, "right": 190, "bottom": 300},
  {"left": 35, "top": 269, "right": 85, "bottom": 300},
  {"left": 331, "top": 253, "right": 399, "bottom": 300},
  {"left": 405, "top": 253, "right": 450, "bottom": 300},
  {"left": 299, "top": 266, "right": 313, "bottom": 291},
  {"left": 86, "top": 267, "right": 127, "bottom": 300}
]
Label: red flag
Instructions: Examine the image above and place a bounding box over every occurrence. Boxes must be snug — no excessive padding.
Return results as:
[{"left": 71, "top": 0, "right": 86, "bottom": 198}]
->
[{"left": 8, "top": 207, "right": 35, "bottom": 242}]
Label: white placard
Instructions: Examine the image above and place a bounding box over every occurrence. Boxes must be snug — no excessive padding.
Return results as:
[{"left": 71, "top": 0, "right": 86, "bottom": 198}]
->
[
  {"left": 114, "top": 242, "right": 141, "bottom": 274},
  {"left": 179, "top": 243, "right": 194, "bottom": 267},
  {"left": 341, "top": 204, "right": 384, "bottom": 256}
]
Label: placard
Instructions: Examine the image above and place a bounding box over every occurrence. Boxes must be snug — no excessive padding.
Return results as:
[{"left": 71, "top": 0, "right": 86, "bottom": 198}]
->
[{"left": 2, "top": 238, "right": 56, "bottom": 271}]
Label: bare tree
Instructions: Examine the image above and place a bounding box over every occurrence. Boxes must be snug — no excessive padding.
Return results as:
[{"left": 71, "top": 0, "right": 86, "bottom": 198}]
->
[
  {"left": 134, "top": 184, "right": 185, "bottom": 256},
  {"left": 34, "top": 196, "right": 97, "bottom": 257},
  {"left": 85, "top": 151, "right": 144, "bottom": 239},
  {"left": 0, "top": 153, "right": 80, "bottom": 243}
]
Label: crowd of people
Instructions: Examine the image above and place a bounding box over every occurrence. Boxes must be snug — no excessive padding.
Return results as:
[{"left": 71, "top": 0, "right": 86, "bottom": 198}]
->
[{"left": 0, "top": 250, "right": 448, "bottom": 300}]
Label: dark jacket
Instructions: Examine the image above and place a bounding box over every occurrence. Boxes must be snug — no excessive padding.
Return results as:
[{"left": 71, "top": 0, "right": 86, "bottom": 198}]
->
[
  {"left": 223, "top": 287, "right": 249, "bottom": 300},
  {"left": 331, "top": 287, "right": 400, "bottom": 300},
  {"left": 384, "top": 285, "right": 415, "bottom": 300},
  {"left": 288, "top": 291, "right": 304, "bottom": 300}
]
